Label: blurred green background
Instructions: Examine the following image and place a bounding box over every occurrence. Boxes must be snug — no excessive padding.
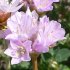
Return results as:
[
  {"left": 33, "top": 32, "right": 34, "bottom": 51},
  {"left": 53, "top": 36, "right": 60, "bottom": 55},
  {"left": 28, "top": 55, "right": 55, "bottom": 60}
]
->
[{"left": 0, "top": 0, "right": 70, "bottom": 70}]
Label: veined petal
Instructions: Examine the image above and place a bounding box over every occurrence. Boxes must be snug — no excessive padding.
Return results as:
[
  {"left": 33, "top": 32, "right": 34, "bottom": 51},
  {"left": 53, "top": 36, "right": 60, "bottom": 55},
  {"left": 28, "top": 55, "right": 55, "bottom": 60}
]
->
[
  {"left": 11, "top": 0, "right": 21, "bottom": 7},
  {"left": 22, "top": 40, "right": 32, "bottom": 52},
  {"left": 7, "top": 11, "right": 23, "bottom": 32},
  {"left": 5, "top": 33, "right": 18, "bottom": 40},
  {"left": 11, "top": 58, "right": 21, "bottom": 65},
  {"left": 33, "top": 41, "right": 49, "bottom": 53},
  {"left": 0, "top": 0, "right": 24, "bottom": 12},
  {"left": 35, "top": 15, "right": 66, "bottom": 51},
  {"left": 8, "top": 3, "right": 24, "bottom": 12},
  {"left": 33, "top": 0, "right": 53, "bottom": 12},
  {"left": 10, "top": 40, "right": 20, "bottom": 50},
  {"left": 21, "top": 52, "right": 31, "bottom": 61},
  {"left": 4, "top": 47, "right": 18, "bottom": 58},
  {"left": 7, "top": 8, "right": 38, "bottom": 41}
]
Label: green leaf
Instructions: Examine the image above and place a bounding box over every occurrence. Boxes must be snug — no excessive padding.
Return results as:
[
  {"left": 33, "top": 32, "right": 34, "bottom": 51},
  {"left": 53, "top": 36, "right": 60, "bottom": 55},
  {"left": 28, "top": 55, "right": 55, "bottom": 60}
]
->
[
  {"left": 55, "top": 48, "right": 70, "bottom": 62},
  {"left": 49, "top": 48, "right": 54, "bottom": 56},
  {"left": 59, "top": 64, "right": 70, "bottom": 70},
  {"left": 20, "top": 62, "right": 30, "bottom": 68},
  {"left": 12, "top": 62, "right": 30, "bottom": 70}
]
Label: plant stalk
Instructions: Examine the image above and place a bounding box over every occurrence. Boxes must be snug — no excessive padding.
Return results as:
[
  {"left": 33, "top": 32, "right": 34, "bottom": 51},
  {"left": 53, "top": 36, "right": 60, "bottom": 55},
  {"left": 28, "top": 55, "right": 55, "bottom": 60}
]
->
[{"left": 31, "top": 53, "right": 39, "bottom": 70}]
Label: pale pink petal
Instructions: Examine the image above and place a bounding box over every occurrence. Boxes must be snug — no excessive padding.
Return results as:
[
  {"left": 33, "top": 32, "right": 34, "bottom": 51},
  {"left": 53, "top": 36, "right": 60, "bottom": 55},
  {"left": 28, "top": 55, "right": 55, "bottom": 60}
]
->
[
  {"left": 4, "top": 47, "right": 17, "bottom": 58},
  {"left": 52, "top": 0, "right": 59, "bottom": 2},
  {"left": 21, "top": 52, "right": 31, "bottom": 61},
  {"left": 9, "top": 3, "right": 24, "bottom": 12},
  {"left": 33, "top": 0, "right": 53, "bottom": 12},
  {"left": 11, "top": 58, "right": 21, "bottom": 65},
  {"left": 22, "top": 40, "right": 32, "bottom": 52},
  {"left": 33, "top": 41, "right": 49, "bottom": 53},
  {"left": 10, "top": 40, "right": 19, "bottom": 50},
  {"left": 5, "top": 33, "right": 18, "bottom": 40},
  {"left": 7, "top": 11, "right": 23, "bottom": 32}
]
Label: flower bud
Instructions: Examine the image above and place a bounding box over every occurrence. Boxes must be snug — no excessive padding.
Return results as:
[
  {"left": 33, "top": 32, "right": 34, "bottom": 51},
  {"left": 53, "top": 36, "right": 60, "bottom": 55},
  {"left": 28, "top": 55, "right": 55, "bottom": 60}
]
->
[
  {"left": 0, "top": 12, "right": 11, "bottom": 24},
  {"left": 49, "top": 59, "right": 59, "bottom": 70}
]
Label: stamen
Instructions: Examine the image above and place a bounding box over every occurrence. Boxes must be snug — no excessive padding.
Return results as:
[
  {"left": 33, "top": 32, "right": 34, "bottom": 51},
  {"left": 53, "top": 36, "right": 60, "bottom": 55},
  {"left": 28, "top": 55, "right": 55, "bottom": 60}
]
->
[{"left": 16, "top": 46, "right": 26, "bottom": 57}]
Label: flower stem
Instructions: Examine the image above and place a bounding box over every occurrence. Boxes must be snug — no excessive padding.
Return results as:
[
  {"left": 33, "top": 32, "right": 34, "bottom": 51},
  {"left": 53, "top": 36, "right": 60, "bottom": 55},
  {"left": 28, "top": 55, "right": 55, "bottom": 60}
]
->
[
  {"left": 3, "top": 39, "right": 11, "bottom": 70},
  {"left": 31, "top": 53, "right": 39, "bottom": 70},
  {"left": 32, "top": 57, "right": 38, "bottom": 70}
]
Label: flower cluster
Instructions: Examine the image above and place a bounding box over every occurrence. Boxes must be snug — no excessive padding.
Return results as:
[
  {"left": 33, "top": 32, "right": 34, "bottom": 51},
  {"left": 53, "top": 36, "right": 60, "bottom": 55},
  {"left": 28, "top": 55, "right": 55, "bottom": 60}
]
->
[
  {"left": 0, "top": 0, "right": 66, "bottom": 64},
  {"left": 4, "top": 8, "right": 65, "bottom": 64},
  {"left": 20, "top": 0, "right": 59, "bottom": 12},
  {"left": 0, "top": 0, "right": 59, "bottom": 23}
]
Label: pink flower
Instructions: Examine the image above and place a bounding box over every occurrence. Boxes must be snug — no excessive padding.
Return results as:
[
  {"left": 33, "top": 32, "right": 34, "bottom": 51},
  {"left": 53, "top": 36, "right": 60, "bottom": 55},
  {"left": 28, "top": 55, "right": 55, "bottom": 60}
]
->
[
  {"left": 4, "top": 8, "right": 66, "bottom": 64},
  {"left": 4, "top": 40, "right": 32, "bottom": 64},
  {"left": 6, "top": 8, "right": 38, "bottom": 41},
  {"left": 32, "top": 16, "right": 65, "bottom": 53},
  {"left": 6, "top": 10, "right": 65, "bottom": 54},
  {"left": 33, "top": 0, "right": 59, "bottom": 12},
  {"left": 0, "top": 0, "right": 24, "bottom": 23},
  {"left": 0, "top": 0, "right": 24, "bottom": 13}
]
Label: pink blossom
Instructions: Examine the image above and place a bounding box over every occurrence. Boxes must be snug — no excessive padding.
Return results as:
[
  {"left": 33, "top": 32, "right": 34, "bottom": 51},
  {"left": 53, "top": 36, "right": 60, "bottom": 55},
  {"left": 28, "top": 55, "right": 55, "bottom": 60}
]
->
[
  {"left": 32, "top": 16, "right": 65, "bottom": 53},
  {"left": 33, "top": 0, "right": 59, "bottom": 12},
  {"left": 4, "top": 8, "right": 66, "bottom": 64},
  {"left": 6, "top": 9, "right": 65, "bottom": 54},
  {"left": 4, "top": 40, "right": 32, "bottom": 64},
  {"left": 0, "top": 0, "right": 24, "bottom": 13},
  {"left": 6, "top": 8, "right": 38, "bottom": 41}
]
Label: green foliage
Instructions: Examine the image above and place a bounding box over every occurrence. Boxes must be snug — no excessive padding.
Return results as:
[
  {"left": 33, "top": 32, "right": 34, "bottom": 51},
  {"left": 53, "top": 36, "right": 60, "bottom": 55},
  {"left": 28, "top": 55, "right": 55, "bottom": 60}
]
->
[
  {"left": 55, "top": 48, "right": 70, "bottom": 62},
  {"left": 11, "top": 62, "right": 30, "bottom": 70}
]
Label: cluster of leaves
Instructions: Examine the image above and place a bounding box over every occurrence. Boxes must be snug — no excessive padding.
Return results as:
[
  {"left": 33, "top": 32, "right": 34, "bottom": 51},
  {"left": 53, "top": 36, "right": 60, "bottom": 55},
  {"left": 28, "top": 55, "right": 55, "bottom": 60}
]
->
[{"left": 0, "top": 0, "right": 70, "bottom": 70}]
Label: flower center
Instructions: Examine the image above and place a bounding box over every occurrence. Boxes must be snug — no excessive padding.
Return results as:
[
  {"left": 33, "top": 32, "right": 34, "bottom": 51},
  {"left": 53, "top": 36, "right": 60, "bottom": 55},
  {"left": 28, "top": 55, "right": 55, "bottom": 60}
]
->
[{"left": 16, "top": 46, "right": 26, "bottom": 57}]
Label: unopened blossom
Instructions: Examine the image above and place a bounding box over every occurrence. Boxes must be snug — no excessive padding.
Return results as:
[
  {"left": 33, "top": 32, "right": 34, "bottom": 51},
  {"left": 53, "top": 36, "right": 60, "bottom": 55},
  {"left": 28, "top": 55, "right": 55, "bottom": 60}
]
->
[
  {"left": 6, "top": 8, "right": 38, "bottom": 41},
  {"left": 33, "top": 0, "right": 59, "bottom": 12},
  {"left": 0, "top": 11, "right": 11, "bottom": 23},
  {"left": 32, "top": 16, "right": 65, "bottom": 53},
  {"left": 4, "top": 40, "right": 32, "bottom": 64}
]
